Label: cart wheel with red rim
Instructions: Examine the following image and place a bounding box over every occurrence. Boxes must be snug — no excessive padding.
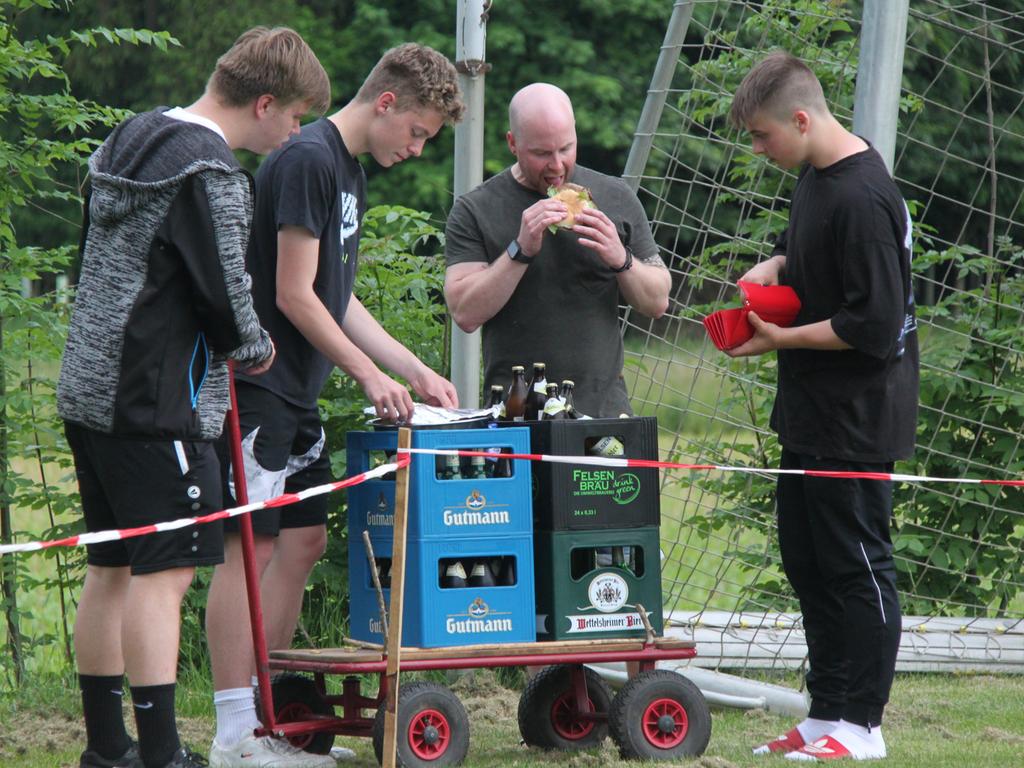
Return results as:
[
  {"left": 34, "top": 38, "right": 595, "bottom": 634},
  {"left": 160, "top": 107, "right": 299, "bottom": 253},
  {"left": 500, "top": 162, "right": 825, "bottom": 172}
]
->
[
  {"left": 517, "top": 664, "right": 612, "bottom": 750},
  {"left": 608, "top": 669, "right": 711, "bottom": 760},
  {"left": 372, "top": 681, "right": 470, "bottom": 766},
  {"left": 255, "top": 673, "right": 336, "bottom": 755}
]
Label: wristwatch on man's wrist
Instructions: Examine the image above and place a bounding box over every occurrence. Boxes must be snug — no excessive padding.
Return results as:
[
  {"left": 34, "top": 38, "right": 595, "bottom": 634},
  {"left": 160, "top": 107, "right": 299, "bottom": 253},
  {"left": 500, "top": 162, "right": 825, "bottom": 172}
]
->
[{"left": 506, "top": 239, "right": 534, "bottom": 264}]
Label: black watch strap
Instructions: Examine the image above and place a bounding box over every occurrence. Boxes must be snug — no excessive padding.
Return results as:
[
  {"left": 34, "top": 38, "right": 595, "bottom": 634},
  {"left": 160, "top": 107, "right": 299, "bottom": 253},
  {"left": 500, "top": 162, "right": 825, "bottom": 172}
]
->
[{"left": 507, "top": 239, "right": 534, "bottom": 264}]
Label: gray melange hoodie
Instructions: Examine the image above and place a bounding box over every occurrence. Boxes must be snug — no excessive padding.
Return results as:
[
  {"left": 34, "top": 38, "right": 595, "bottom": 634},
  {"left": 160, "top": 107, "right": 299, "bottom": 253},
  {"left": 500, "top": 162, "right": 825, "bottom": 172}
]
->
[{"left": 57, "top": 109, "right": 272, "bottom": 440}]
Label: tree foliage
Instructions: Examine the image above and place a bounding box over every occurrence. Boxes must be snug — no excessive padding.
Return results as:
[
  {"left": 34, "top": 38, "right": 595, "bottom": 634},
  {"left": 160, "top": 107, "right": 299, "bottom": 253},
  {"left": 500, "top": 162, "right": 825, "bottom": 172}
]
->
[
  {"left": 15, "top": 0, "right": 671, "bottom": 245},
  {"left": 0, "top": 0, "right": 177, "bottom": 682}
]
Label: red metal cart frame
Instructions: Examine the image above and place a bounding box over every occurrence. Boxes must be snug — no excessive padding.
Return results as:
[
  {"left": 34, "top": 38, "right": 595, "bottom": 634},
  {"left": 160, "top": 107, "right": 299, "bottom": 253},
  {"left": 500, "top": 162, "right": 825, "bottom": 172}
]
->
[{"left": 225, "top": 377, "right": 709, "bottom": 764}]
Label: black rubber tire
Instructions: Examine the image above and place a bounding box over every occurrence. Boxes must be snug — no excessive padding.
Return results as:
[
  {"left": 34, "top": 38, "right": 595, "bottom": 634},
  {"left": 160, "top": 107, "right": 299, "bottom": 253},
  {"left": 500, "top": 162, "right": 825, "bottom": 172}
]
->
[
  {"left": 517, "top": 665, "right": 612, "bottom": 750},
  {"left": 371, "top": 681, "right": 470, "bottom": 767},
  {"left": 255, "top": 673, "right": 335, "bottom": 755},
  {"left": 608, "top": 669, "right": 711, "bottom": 760}
]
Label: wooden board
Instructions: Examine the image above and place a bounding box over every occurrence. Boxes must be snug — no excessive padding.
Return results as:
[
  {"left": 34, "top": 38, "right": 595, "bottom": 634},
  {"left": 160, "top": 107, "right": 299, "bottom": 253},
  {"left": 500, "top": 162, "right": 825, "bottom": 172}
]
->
[
  {"left": 270, "top": 636, "right": 695, "bottom": 664},
  {"left": 382, "top": 427, "right": 411, "bottom": 768}
]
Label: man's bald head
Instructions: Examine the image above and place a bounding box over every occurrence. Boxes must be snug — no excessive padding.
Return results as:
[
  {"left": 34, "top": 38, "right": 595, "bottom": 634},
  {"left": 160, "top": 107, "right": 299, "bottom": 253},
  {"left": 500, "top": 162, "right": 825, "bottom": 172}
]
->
[
  {"left": 508, "top": 83, "right": 575, "bottom": 138},
  {"left": 506, "top": 83, "right": 579, "bottom": 193}
]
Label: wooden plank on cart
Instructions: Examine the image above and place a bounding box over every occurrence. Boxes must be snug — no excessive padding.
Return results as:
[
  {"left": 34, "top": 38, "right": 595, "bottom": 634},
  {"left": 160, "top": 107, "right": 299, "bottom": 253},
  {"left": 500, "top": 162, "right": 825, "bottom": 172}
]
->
[
  {"left": 270, "top": 636, "right": 696, "bottom": 664},
  {"left": 382, "top": 427, "right": 411, "bottom": 768}
]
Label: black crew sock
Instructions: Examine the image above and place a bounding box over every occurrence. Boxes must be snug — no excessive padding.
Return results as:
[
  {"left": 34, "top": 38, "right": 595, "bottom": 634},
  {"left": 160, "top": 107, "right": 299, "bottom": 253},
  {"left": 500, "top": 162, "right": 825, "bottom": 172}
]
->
[
  {"left": 130, "top": 683, "right": 180, "bottom": 768},
  {"left": 79, "top": 673, "right": 132, "bottom": 760}
]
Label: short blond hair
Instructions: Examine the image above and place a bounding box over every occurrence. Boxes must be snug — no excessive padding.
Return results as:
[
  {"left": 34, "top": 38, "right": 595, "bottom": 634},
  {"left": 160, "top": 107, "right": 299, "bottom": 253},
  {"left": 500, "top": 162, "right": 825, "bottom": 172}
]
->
[
  {"left": 730, "top": 50, "right": 827, "bottom": 128},
  {"left": 355, "top": 43, "right": 465, "bottom": 125},
  {"left": 209, "top": 26, "right": 331, "bottom": 114}
]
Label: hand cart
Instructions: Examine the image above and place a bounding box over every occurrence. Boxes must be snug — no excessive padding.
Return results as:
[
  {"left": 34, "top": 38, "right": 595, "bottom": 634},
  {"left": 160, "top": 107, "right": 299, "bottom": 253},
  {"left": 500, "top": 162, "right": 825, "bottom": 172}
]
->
[{"left": 226, "top": 382, "right": 711, "bottom": 766}]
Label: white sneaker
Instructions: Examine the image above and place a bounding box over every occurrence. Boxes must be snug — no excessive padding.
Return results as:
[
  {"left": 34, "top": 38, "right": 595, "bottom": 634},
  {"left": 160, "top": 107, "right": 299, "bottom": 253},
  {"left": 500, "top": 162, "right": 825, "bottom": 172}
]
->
[
  {"left": 209, "top": 734, "right": 336, "bottom": 767},
  {"left": 329, "top": 746, "right": 356, "bottom": 762}
]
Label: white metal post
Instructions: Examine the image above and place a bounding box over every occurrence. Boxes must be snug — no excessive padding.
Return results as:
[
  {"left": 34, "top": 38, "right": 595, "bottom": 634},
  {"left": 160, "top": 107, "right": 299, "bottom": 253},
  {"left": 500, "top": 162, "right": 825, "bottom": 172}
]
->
[
  {"left": 450, "top": 0, "right": 489, "bottom": 408},
  {"left": 623, "top": 0, "right": 696, "bottom": 191},
  {"left": 852, "top": 0, "right": 910, "bottom": 173}
]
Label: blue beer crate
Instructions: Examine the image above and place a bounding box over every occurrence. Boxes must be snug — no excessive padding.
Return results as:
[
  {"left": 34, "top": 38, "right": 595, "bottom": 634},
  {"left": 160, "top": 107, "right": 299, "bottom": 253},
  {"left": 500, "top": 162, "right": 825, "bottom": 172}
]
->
[
  {"left": 348, "top": 533, "right": 535, "bottom": 648},
  {"left": 346, "top": 427, "right": 533, "bottom": 540}
]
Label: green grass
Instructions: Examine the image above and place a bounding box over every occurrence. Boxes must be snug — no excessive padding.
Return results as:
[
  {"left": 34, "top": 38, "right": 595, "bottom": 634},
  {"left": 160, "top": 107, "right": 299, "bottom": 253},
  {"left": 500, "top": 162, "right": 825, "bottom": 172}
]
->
[{"left": 2, "top": 669, "right": 1023, "bottom": 767}]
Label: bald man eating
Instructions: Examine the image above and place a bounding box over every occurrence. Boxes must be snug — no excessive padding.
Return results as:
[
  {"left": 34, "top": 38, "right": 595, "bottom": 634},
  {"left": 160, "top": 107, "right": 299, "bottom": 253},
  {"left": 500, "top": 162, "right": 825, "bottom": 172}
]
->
[{"left": 444, "top": 83, "right": 670, "bottom": 418}]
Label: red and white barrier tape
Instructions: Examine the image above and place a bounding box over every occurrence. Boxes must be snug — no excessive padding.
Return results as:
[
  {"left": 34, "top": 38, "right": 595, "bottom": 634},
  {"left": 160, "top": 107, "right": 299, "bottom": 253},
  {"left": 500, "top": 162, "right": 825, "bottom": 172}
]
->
[
  {"left": 0, "top": 456, "right": 409, "bottom": 555},
  {"left": 4, "top": 447, "right": 1023, "bottom": 555},
  {"left": 407, "top": 448, "right": 1024, "bottom": 486}
]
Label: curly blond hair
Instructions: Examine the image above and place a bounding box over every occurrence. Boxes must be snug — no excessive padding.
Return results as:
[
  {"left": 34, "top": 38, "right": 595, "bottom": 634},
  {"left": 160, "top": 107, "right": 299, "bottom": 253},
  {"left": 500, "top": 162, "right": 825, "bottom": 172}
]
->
[{"left": 356, "top": 43, "right": 464, "bottom": 125}]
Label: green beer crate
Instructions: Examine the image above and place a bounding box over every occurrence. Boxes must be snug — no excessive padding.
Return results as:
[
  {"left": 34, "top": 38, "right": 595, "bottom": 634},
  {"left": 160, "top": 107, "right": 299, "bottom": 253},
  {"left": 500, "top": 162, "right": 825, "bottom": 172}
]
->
[
  {"left": 527, "top": 416, "right": 660, "bottom": 531},
  {"left": 534, "top": 526, "right": 663, "bottom": 641}
]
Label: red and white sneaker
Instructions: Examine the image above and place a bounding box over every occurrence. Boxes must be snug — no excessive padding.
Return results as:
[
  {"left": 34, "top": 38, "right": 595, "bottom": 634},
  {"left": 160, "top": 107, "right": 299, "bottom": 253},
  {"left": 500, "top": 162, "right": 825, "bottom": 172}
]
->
[
  {"left": 753, "top": 727, "right": 806, "bottom": 755},
  {"left": 785, "top": 733, "right": 886, "bottom": 761}
]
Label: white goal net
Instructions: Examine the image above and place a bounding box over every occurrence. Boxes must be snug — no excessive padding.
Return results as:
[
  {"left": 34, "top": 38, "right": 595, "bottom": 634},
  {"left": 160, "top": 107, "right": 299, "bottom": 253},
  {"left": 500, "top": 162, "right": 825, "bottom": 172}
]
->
[{"left": 623, "top": 0, "right": 1024, "bottom": 676}]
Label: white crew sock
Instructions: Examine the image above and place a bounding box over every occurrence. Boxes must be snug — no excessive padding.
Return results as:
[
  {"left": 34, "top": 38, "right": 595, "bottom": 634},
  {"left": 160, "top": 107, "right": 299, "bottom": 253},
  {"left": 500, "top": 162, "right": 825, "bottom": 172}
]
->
[
  {"left": 796, "top": 717, "right": 839, "bottom": 744},
  {"left": 214, "top": 686, "right": 259, "bottom": 747}
]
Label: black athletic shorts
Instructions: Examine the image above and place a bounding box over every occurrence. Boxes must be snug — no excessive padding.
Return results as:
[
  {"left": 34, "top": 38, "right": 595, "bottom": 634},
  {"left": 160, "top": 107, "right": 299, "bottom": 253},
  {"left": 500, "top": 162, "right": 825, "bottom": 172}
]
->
[
  {"left": 65, "top": 422, "right": 225, "bottom": 575},
  {"left": 220, "top": 382, "right": 330, "bottom": 536}
]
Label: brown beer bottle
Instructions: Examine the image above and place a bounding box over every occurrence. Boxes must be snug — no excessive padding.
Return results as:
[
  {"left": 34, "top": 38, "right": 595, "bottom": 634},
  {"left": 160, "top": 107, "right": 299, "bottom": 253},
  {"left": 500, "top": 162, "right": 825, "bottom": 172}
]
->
[
  {"left": 542, "top": 382, "right": 567, "bottom": 420},
  {"left": 559, "top": 379, "right": 578, "bottom": 419},
  {"left": 484, "top": 384, "right": 505, "bottom": 476},
  {"left": 504, "top": 365, "right": 528, "bottom": 422},
  {"left": 525, "top": 362, "right": 548, "bottom": 420},
  {"left": 487, "top": 384, "right": 506, "bottom": 416},
  {"left": 467, "top": 560, "right": 497, "bottom": 587}
]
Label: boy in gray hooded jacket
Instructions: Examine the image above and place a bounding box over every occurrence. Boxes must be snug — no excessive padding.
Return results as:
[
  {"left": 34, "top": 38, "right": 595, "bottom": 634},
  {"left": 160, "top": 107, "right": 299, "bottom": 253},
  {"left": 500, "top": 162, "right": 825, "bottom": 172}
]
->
[{"left": 57, "top": 27, "right": 329, "bottom": 768}]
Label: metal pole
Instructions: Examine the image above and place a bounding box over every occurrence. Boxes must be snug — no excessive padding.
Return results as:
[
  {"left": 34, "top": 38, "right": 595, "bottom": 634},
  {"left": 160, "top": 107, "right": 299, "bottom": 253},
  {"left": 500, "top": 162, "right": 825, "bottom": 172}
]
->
[
  {"left": 450, "top": 0, "right": 489, "bottom": 408},
  {"left": 852, "top": 0, "right": 910, "bottom": 173},
  {"left": 622, "top": 0, "right": 695, "bottom": 191}
]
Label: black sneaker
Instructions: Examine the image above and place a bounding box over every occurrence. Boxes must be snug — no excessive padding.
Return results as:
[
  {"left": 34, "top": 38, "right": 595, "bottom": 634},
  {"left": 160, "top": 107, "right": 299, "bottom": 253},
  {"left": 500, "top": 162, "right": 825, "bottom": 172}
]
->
[
  {"left": 79, "top": 741, "right": 142, "bottom": 768},
  {"left": 161, "top": 747, "right": 209, "bottom": 768}
]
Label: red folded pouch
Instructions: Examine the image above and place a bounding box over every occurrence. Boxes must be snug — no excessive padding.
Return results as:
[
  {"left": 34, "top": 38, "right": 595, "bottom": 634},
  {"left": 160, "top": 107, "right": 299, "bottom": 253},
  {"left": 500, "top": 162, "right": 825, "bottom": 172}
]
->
[
  {"left": 704, "top": 307, "right": 753, "bottom": 350},
  {"left": 703, "top": 282, "right": 802, "bottom": 351},
  {"left": 738, "top": 281, "right": 801, "bottom": 326},
  {"left": 702, "top": 314, "right": 722, "bottom": 349}
]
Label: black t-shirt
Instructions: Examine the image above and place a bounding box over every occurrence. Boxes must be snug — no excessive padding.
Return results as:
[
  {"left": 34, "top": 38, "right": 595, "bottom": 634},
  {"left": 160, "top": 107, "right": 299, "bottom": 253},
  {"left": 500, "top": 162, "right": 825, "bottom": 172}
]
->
[
  {"left": 444, "top": 166, "right": 658, "bottom": 417},
  {"left": 771, "top": 145, "right": 918, "bottom": 462},
  {"left": 238, "top": 118, "right": 366, "bottom": 407}
]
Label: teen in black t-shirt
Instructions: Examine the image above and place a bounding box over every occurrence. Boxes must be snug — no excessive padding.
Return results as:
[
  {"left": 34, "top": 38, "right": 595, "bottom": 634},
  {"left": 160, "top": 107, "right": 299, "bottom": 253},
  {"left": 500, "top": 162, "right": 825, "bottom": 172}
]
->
[
  {"left": 726, "top": 51, "right": 918, "bottom": 761},
  {"left": 239, "top": 118, "right": 365, "bottom": 407},
  {"left": 205, "top": 45, "right": 465, "bottom": 768}
]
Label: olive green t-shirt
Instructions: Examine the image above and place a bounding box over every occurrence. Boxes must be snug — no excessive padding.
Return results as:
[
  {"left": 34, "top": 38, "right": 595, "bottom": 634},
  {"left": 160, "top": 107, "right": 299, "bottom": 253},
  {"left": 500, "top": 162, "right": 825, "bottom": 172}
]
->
[{"left": 444, "top": 166, "right": 658, "bottom": 417}]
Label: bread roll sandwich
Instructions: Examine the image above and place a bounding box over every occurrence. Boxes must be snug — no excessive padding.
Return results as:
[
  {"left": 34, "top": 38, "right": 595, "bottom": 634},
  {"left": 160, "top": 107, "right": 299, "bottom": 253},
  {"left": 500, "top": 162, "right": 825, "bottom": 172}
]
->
[{"left": 547, "top": 182, "right": 596, "bottom": 232}]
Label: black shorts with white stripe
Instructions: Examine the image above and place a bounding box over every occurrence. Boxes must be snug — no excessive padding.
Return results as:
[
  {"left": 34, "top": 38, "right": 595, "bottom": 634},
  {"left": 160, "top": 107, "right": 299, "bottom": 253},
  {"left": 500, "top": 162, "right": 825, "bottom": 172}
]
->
[{"left": 65, "top": 421, "right": 224, "bottom": 574}]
